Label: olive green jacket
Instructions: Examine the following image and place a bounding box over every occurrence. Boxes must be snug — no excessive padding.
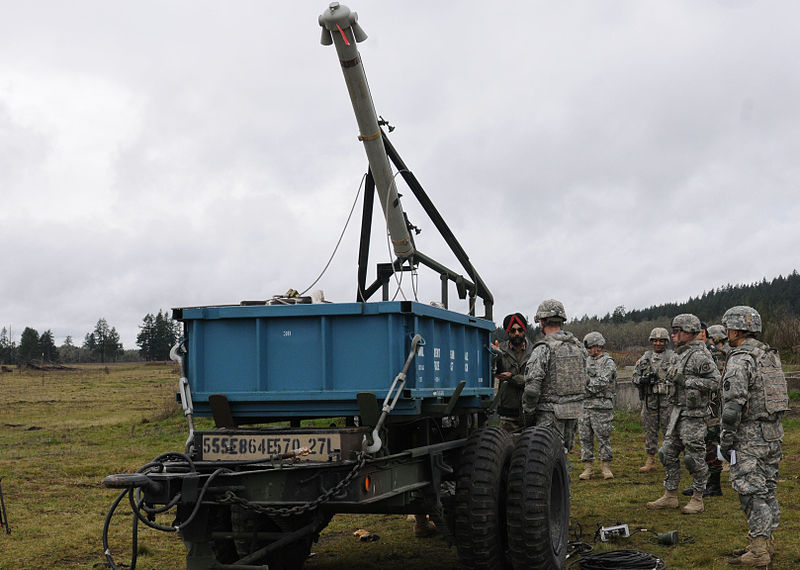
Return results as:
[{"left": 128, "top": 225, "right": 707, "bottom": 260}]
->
[{"left": 494, "top": 339, "right": 533, "bottom": 417}]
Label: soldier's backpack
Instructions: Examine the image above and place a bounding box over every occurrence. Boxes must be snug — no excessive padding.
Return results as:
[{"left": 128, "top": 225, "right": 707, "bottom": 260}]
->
[{"left": 735, "top": 343, "right": 789, "bottom": 415}]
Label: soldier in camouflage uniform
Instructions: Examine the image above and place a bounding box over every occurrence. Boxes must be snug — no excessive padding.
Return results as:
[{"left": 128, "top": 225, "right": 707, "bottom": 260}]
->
[
  {"left": 631, "top": 327, "right": 675, "bottom": 473},
  {"left": 707, "top": 324, "right": 729, "bottom": 355},
  {"left": 720, "top": 306, "right": 788, "bottom": 566},
  {"left": 646, "top": 313, "right": 720, "bottom": 515},
  {"left": 523, "top": 299, "right": 588, "bottom": 452},
  {"left": 708, "top": 324, "right": 733, "bottom": 477},
  {"left": 493, "top": 313, "right": 534, "bottom": 432},
  {"left": 578, "top": 332, "right": 617, "bottom": 480},
  {"left": 683, "top": 323, "right": 727, "bottom": 497}
]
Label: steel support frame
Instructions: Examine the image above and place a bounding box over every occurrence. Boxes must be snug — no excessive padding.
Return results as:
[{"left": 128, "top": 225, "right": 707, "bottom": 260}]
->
[{"left": 355, "top": 130, "right": 493, "bottom": 320}]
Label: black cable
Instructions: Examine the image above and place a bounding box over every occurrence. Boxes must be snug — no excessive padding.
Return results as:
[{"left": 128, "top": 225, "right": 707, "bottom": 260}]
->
[
  {"left": 128, "top": 467, "right": 230, "bottom": 533},
  {"left": 101, "top": 489, "right": 137, "bottom": 570},
  {"left": 102, "top": 451, "right": 202, "bottom": 568},
  {"left": 570, "top": 520, "right": 584, "bottom": 542},
  {"left": 565, "top": 549, "right": 666, "bottom": 569},
  {"left": 566, "top": 541, "right": 594, "bottom": 559}
]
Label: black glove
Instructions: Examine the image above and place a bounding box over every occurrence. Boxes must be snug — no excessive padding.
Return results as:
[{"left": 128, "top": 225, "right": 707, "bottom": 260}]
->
[
  {"left": 672, "top": 373, "right": 685, "bottom": 387},
  {"left": 719, "top": 443, "right": 733, "bottom": 463}
]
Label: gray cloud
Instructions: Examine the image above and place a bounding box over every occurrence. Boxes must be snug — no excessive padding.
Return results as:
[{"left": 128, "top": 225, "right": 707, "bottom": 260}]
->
[{"left": 2, "top": 1, "right": 799, "bottom": 347}]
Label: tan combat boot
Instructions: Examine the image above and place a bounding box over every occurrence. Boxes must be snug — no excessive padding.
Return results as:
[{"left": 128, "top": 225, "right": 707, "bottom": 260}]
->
[
  {"left": 601, "top": 461, "right": 614, "bottom": 479},
  {"left": 728, "top": 536, "right": 770, "bottom": 566},
  {"left": 731, "top": 536, "right": 753, "bottom": 556},
  {"left": 639, "top": 454, "right": 658, "bottom": 472},
  {"left": 579, "top": 462, "right": 594, "bottom": 480},
  {"left": 413, "top": 515, "right": 437, "bottom": 538},
  {"left": 732, "top": 535, "right": 775, "bottom": 557},
  {"left": 646, "top": 489, "right": 679, "bottom": 509},
  {"left": 681, "top": 490, "right": 704, "bottom": 514}
]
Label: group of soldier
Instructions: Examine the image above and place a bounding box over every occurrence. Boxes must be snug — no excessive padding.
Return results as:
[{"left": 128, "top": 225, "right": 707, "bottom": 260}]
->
[{"left": 492, "top": 300, "right": 789, "bottom": 567}]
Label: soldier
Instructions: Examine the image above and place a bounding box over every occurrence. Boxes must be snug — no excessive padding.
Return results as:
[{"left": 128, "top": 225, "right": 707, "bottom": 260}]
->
[
  {"left": 493, "top": 313, "right": 534, "bottom": 432},
  {"left": 682, "top": 322, "right": 728, "bottom": 498},
  {"left": 720, "top": 306, "right": 788, "bottom": 566},
  {"left": 632, "top": 327, "right": 675, "bottom": 473},
  {"left": 578, "top": 332, "right": 617, "bottom": 480},
  {"left": 523, "top": 299, "right": 587, "bottom": 452},
  {"left": 646, "top": 313, "right": 720, "bottom": 515},
  {"left": 707, "top": 325, "right": 732, "bottom": 478},
  {"left": 707, "top": 324, "right": 729, "bottom": 354}
]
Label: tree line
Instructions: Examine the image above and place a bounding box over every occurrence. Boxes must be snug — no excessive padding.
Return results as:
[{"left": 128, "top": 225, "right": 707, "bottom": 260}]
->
[
  {"left": 492, "top": 269, "right": 800, "bottom": 364},
  {"left": 0, "top": 310, "right": 181, "bottom": 366},
  {"left": 6, "top": 270, "right": 799, "bottom": 366}
]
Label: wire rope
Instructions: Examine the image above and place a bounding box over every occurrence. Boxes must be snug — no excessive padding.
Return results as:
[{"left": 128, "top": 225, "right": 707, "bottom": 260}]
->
[{"left": 299, "top": 173, "right": 366, "bottom": 297}]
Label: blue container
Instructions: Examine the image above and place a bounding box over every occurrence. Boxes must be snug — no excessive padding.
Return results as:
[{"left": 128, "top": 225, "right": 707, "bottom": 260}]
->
[{"left": 177, "top": 301, "right": 495, "bottom": 418}]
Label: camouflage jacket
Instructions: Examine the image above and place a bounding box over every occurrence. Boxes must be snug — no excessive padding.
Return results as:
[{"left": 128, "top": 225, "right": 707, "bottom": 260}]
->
[
  {"left": 493, "top": 339, "right": 533, "bottom": 417},
  {"left": 523, "top": 330, "right": 587, "bottom": 414},
  {"left": 722, "top": 338, "right": 789, "bottom": 425},
  {"left": 705, "top": 341, "right": 727, "bottom": 421},
  {"left": 632, "top": 349, "right": 675, "bottom": 396},
  {"left": 668, "top": 340, "right": 721, "bottom": 418},
  {"left": 584, "top": 351, "right": 617, "bottom": 410},
  {"left": 706, "top": 341, "right": 727, "bottom": 373}
]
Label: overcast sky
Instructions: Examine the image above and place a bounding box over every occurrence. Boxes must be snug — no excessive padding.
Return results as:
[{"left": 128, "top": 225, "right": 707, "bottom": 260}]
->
[{"left": 2, "top": 0, "right": 799, "bottom": 349}]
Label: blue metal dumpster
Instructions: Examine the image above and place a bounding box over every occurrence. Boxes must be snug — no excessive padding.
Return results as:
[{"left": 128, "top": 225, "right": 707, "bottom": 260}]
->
[{"left": 176, "top": 300, "right": 495, "bottom": 419}]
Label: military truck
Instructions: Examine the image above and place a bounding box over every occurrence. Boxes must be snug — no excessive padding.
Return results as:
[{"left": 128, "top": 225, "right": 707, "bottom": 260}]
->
[{"left": 102, "top": 4, "right": 569, "bottom": 569}]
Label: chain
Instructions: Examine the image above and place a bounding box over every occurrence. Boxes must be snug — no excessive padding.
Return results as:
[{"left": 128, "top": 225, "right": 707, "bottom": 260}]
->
[{"left": 219, "top": 452, "right": 368, "bottom": 517}]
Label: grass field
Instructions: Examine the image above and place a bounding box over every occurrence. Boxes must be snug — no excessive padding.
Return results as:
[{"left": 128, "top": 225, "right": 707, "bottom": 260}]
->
[{"left": 1, "top": 362, "right": 798, "bottom": 569}]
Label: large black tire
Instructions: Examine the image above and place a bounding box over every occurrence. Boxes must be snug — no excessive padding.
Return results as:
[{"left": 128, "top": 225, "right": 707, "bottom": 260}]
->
[
  {"left": 453, "top": 426, "right": 514, "bottom": 569},
  {"left": 506, "top": 426, "right": 570, "bottom": 570}
]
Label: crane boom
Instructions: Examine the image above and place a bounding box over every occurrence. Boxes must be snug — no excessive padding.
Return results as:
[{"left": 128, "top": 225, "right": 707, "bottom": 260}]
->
[{"left": 319, "top": 2, "right": 415, "bottom": 259}]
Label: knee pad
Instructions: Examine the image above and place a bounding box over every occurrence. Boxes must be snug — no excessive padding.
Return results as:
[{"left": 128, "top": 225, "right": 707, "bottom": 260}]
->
[
  {"left": 657, "top": 447, "right": 667, "bottom": 465},
  {"left": 683, "top": 454, "right": 702, "bottom": 474}
]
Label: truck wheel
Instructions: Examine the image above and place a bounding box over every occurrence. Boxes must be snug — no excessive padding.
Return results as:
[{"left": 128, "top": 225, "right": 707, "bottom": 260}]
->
[
  {"left": 506, "top": 426, "right": 569, "bottom": 570},
  {"left": 453, "top": 426, "right": 514, "bottom": 569}
]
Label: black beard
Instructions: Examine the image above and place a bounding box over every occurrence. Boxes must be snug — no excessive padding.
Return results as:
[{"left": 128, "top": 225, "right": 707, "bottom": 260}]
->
[{"left": 509, "top": 336, "right": 524, "bottom": 348}]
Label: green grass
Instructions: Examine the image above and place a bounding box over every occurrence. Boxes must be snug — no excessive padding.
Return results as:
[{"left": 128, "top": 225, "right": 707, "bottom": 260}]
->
[{"left": 1, "top": 364, "right": 799, "bottom": 568}]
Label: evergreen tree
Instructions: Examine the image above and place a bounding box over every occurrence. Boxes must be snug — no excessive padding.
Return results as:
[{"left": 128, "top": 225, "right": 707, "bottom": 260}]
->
[
  {"left": 83, "top": 318, "right": 124, "bottom": 363},
  {"left": 137, "top": 310, "right": 180, "bottom": 361},
  {"left": 136, "top": 313, "right": 155, "bottom": 360},
  {"left": 59, "top": 335, "right": 81, "bottom": 363},
  {"left": 39, "top": 330, "right": 58, "bottom": 363},
  {"left": 19, "top": 327, "right": 41, "bottom": 364},
  {"left": 0, "top": 327, "right": 17, "bottom": 365}
]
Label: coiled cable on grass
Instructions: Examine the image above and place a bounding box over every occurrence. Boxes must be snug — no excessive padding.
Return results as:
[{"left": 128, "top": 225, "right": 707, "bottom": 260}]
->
[{"left": 565, "top": 548, "right": 666, "bottom": 569}]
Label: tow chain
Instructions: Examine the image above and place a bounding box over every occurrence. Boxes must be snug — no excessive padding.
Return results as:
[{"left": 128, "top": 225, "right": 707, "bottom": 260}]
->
[{"left": 219, "top": 451, "right": 368, "bottom": 517}]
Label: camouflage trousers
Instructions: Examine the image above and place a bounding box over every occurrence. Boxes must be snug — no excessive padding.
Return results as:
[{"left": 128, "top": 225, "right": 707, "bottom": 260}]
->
[
  {"left": 659, "top": 415, "right": 708, "bottom": 493},
  {"left": 730, "top": 421, "right": 783, "bottom": 538},
  {"left": 532, "top": 410, "right": 578, "bottom": 453},
  {"left": 641, "top": 401, "right": 672, "bottom": 456},
  {"left": 579, "top": 408, "right": 613, "bottom": 462}
]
